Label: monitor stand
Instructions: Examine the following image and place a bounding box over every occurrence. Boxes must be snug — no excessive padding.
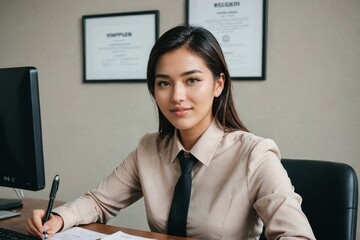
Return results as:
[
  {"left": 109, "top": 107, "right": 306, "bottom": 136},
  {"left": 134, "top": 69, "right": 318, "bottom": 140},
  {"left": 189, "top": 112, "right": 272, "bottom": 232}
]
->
[
  {"left": 0, "top": 198, "right": 22, "bottom": 220},
  {"left": 0, "top": 188, "right": 24, "bottom": 220},
  {"left": 0, "top": 188, "right": 24, "bottom": 210},
  {"left": 0, "top": 198, "right": 23, "bottom": 210}
]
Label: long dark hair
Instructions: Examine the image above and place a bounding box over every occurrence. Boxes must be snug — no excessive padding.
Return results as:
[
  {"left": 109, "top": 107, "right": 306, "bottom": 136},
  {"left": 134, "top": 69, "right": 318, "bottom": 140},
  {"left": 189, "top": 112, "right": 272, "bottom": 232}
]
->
[{"left": 147, "top": 25, "right": 249, "bottom": 136}]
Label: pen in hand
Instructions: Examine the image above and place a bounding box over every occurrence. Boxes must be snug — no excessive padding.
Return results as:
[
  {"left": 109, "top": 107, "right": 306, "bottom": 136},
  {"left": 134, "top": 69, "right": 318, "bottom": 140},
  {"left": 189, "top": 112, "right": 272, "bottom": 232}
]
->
[{"left": 42, "top": 175, "right": 60, "bottom": 239}]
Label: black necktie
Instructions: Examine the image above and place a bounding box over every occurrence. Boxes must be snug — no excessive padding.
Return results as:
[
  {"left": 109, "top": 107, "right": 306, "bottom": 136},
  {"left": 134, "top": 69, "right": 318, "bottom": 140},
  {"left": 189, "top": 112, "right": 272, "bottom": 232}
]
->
[{"left": 167, "top": 150, "right": 197, "bottom": 237}]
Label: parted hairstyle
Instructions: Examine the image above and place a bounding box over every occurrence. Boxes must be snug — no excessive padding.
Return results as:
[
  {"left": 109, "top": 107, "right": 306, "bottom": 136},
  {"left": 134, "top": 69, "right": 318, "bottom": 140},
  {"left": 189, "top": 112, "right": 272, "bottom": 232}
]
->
[{"left": 147, "top": 25, "right": 248, "bottom": 136}]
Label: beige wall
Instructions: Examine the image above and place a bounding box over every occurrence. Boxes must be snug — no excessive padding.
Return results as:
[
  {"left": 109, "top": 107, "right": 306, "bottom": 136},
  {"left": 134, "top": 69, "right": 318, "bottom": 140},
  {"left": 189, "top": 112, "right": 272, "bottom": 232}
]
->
[{"left": 1, "top": 0, "right": 359, "bottom": 235}]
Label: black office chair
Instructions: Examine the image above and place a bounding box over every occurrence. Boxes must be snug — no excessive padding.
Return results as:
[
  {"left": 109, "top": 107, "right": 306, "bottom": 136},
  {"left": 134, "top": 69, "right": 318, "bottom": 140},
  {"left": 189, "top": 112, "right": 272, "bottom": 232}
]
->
[{"left": 260, "top": 159, "right": 358, "bottom": 240}]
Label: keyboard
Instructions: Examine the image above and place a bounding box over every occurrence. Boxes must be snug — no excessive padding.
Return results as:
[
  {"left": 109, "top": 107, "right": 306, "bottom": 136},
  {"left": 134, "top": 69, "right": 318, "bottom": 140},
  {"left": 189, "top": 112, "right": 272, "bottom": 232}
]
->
[{"left": 0, "top": 227, "right": 38, "bottom": 239}]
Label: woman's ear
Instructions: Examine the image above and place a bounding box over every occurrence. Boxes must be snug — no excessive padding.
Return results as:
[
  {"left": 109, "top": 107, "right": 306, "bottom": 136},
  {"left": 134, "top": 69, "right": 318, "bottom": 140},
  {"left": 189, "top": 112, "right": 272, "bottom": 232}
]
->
[{"left": 214, "top": 73, "right": 225, "bottom": 97}]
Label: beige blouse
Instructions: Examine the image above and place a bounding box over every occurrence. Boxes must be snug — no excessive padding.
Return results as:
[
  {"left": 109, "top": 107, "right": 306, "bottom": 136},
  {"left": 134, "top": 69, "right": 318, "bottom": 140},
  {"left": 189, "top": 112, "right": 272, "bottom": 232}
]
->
[{"left": 53, "top": 121, "right": 315, "bottom": 240}]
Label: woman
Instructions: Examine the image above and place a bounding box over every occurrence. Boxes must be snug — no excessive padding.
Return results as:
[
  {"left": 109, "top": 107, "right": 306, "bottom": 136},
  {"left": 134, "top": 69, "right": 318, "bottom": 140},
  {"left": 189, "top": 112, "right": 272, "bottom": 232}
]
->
[{"left": 27, "top": 25, "right": 315, "bottom": 240}]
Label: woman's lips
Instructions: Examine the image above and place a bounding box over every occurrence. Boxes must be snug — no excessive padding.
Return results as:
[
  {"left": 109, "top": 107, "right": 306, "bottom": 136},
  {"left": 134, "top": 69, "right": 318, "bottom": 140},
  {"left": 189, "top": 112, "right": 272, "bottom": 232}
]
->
[{"left": 170, "top": 107, "right": 192, "bottom": 117}]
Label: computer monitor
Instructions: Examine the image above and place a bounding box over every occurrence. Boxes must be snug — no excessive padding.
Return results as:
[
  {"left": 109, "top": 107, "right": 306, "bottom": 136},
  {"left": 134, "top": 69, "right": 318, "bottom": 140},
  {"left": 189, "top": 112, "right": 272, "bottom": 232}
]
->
[{"left": 0, "top": 66, "right": 45, "bottom": 210}]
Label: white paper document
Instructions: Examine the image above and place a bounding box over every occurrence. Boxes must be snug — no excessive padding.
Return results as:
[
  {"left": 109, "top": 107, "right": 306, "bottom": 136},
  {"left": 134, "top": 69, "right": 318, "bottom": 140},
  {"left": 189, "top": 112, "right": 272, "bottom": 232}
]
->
[
  {"left": 49, "top": 227, "right": 108, "bottom": 240},
  {"left": 0, "top": 210, "right": 21, "bottom": 219},
  {"left": 101, "top": 231, "right": 154, "bottom": 240}
]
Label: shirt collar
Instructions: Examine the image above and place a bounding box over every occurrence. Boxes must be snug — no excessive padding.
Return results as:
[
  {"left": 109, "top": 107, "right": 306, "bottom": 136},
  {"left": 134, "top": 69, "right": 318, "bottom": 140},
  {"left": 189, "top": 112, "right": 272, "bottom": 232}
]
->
[{"left": 170, "top": 120, "right": 224, "bottom": 166}]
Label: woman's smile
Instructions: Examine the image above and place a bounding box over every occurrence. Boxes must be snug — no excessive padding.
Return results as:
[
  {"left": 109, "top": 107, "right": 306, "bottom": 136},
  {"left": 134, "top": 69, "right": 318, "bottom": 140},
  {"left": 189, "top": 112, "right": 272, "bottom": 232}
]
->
[{"left": 170, "top": 107, "right": 193, "bottom": 117}]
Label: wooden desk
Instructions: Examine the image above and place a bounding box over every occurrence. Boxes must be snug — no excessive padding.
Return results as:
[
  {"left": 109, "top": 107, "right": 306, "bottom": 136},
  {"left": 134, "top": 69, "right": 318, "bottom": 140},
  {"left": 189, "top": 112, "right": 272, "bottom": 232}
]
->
[{"left": 0, "top": 198, "right": 193, "bottom": 240}]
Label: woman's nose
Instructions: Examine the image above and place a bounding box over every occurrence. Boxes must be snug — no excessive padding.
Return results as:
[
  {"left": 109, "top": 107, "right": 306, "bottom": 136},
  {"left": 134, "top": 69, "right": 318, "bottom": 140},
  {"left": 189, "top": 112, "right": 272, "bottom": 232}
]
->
[{"left": 171, "top": 83, "right": 186, "bottom": 103}]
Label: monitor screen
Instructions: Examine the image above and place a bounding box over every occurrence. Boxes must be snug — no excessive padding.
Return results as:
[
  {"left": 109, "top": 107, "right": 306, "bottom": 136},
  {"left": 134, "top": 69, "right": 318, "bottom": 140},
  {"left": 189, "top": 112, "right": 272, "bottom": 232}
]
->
[{"left": 0, "top": 66, "right": 45, "bottom": 209}]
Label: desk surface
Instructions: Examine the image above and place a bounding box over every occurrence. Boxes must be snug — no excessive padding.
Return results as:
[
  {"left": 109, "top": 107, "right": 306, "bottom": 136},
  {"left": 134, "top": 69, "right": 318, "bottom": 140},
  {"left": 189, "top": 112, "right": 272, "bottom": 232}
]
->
[{"left": 0, "top": 198, "right": 193, "bottom": 240}]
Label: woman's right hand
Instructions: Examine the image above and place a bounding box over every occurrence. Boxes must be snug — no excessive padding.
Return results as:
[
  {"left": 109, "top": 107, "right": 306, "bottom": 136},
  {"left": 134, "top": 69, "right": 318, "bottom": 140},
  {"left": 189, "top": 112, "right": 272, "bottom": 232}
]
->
[{"left": 26, "top": 209, "right": 64, "bottom": 238}]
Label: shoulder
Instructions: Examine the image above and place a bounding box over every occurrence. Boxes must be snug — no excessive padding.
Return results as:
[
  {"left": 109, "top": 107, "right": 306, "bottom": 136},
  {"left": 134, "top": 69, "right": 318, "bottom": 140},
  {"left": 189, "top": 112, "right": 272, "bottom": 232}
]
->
[
  {"left": 136, "top": 132, "right": 173, "bottom": 153},
  {"left": 222, "top": 130, "right": 281, "bottom": 166},
  {"left": 138, "top": 132, "right": 160, "bottom": 143},
  {"left": 122, "top": 132, "right": 172, "bottom": 167},
  {"left": 138, "top": 132, "right": 170, "bottom": 145},
  {"left": 223, "top": 130, "right": 278, "bottom": 150}
]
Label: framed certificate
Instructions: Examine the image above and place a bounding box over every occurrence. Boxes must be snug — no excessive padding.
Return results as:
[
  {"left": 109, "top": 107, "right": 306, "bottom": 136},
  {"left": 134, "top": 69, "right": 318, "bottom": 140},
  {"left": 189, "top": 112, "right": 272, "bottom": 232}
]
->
[
  {"left": 83, "top": 11, "right": 159, "bottom": 82},
  {"left": 187, "top": 0, "right": 267, "bottom": 80}
]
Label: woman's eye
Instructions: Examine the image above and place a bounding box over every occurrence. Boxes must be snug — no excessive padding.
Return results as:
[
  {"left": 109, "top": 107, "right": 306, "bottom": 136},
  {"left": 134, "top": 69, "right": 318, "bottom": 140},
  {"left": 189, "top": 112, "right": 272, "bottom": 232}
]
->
[
  {"left": 188, "top": 78, "right": 199, "bottom": 84},
  {"left": 157, "top": 81, "right": 170, "bottom": 87}
]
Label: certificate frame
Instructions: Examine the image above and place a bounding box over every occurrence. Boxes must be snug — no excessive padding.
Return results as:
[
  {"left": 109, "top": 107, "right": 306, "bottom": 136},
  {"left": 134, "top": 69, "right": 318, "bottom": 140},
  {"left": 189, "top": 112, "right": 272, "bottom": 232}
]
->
[
  {"left": 186, "top": 0, "right": 267, "bottom": 80},
  {"left": 82, "top": 11, "right": 159, "bottom": 82}
]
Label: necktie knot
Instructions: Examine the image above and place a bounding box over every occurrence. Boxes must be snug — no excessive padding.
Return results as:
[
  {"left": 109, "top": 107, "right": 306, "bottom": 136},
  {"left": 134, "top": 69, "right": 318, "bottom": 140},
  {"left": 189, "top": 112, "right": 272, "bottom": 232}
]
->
[{"left": 178, "top": 151, "right": 197, "bottom": 174}]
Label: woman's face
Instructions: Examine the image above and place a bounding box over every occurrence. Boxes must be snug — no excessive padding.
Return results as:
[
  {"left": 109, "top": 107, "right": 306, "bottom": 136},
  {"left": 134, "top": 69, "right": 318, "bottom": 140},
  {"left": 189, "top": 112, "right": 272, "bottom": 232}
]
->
[{"left": 154, "top": 47, "right": 224, "bottom": 138}]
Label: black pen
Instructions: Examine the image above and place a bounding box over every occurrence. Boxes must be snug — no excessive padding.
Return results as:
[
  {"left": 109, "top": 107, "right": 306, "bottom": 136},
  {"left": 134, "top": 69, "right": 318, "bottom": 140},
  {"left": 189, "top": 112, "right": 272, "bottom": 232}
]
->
[{"left": 42, "top": 175, "right": 60, "bottom": 238}]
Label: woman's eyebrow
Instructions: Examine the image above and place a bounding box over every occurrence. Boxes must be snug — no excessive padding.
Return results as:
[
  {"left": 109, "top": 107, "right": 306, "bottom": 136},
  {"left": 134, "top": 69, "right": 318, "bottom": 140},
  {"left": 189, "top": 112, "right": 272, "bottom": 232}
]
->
[
  {"left": 155, "top": 73, "right": 170, "bottom": 79},
  {"left": 155, "top": 69, "right": 203, "bottom": 79},
  {"left": 180, "top": 69, "right": 203, "bottom": 77}
]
